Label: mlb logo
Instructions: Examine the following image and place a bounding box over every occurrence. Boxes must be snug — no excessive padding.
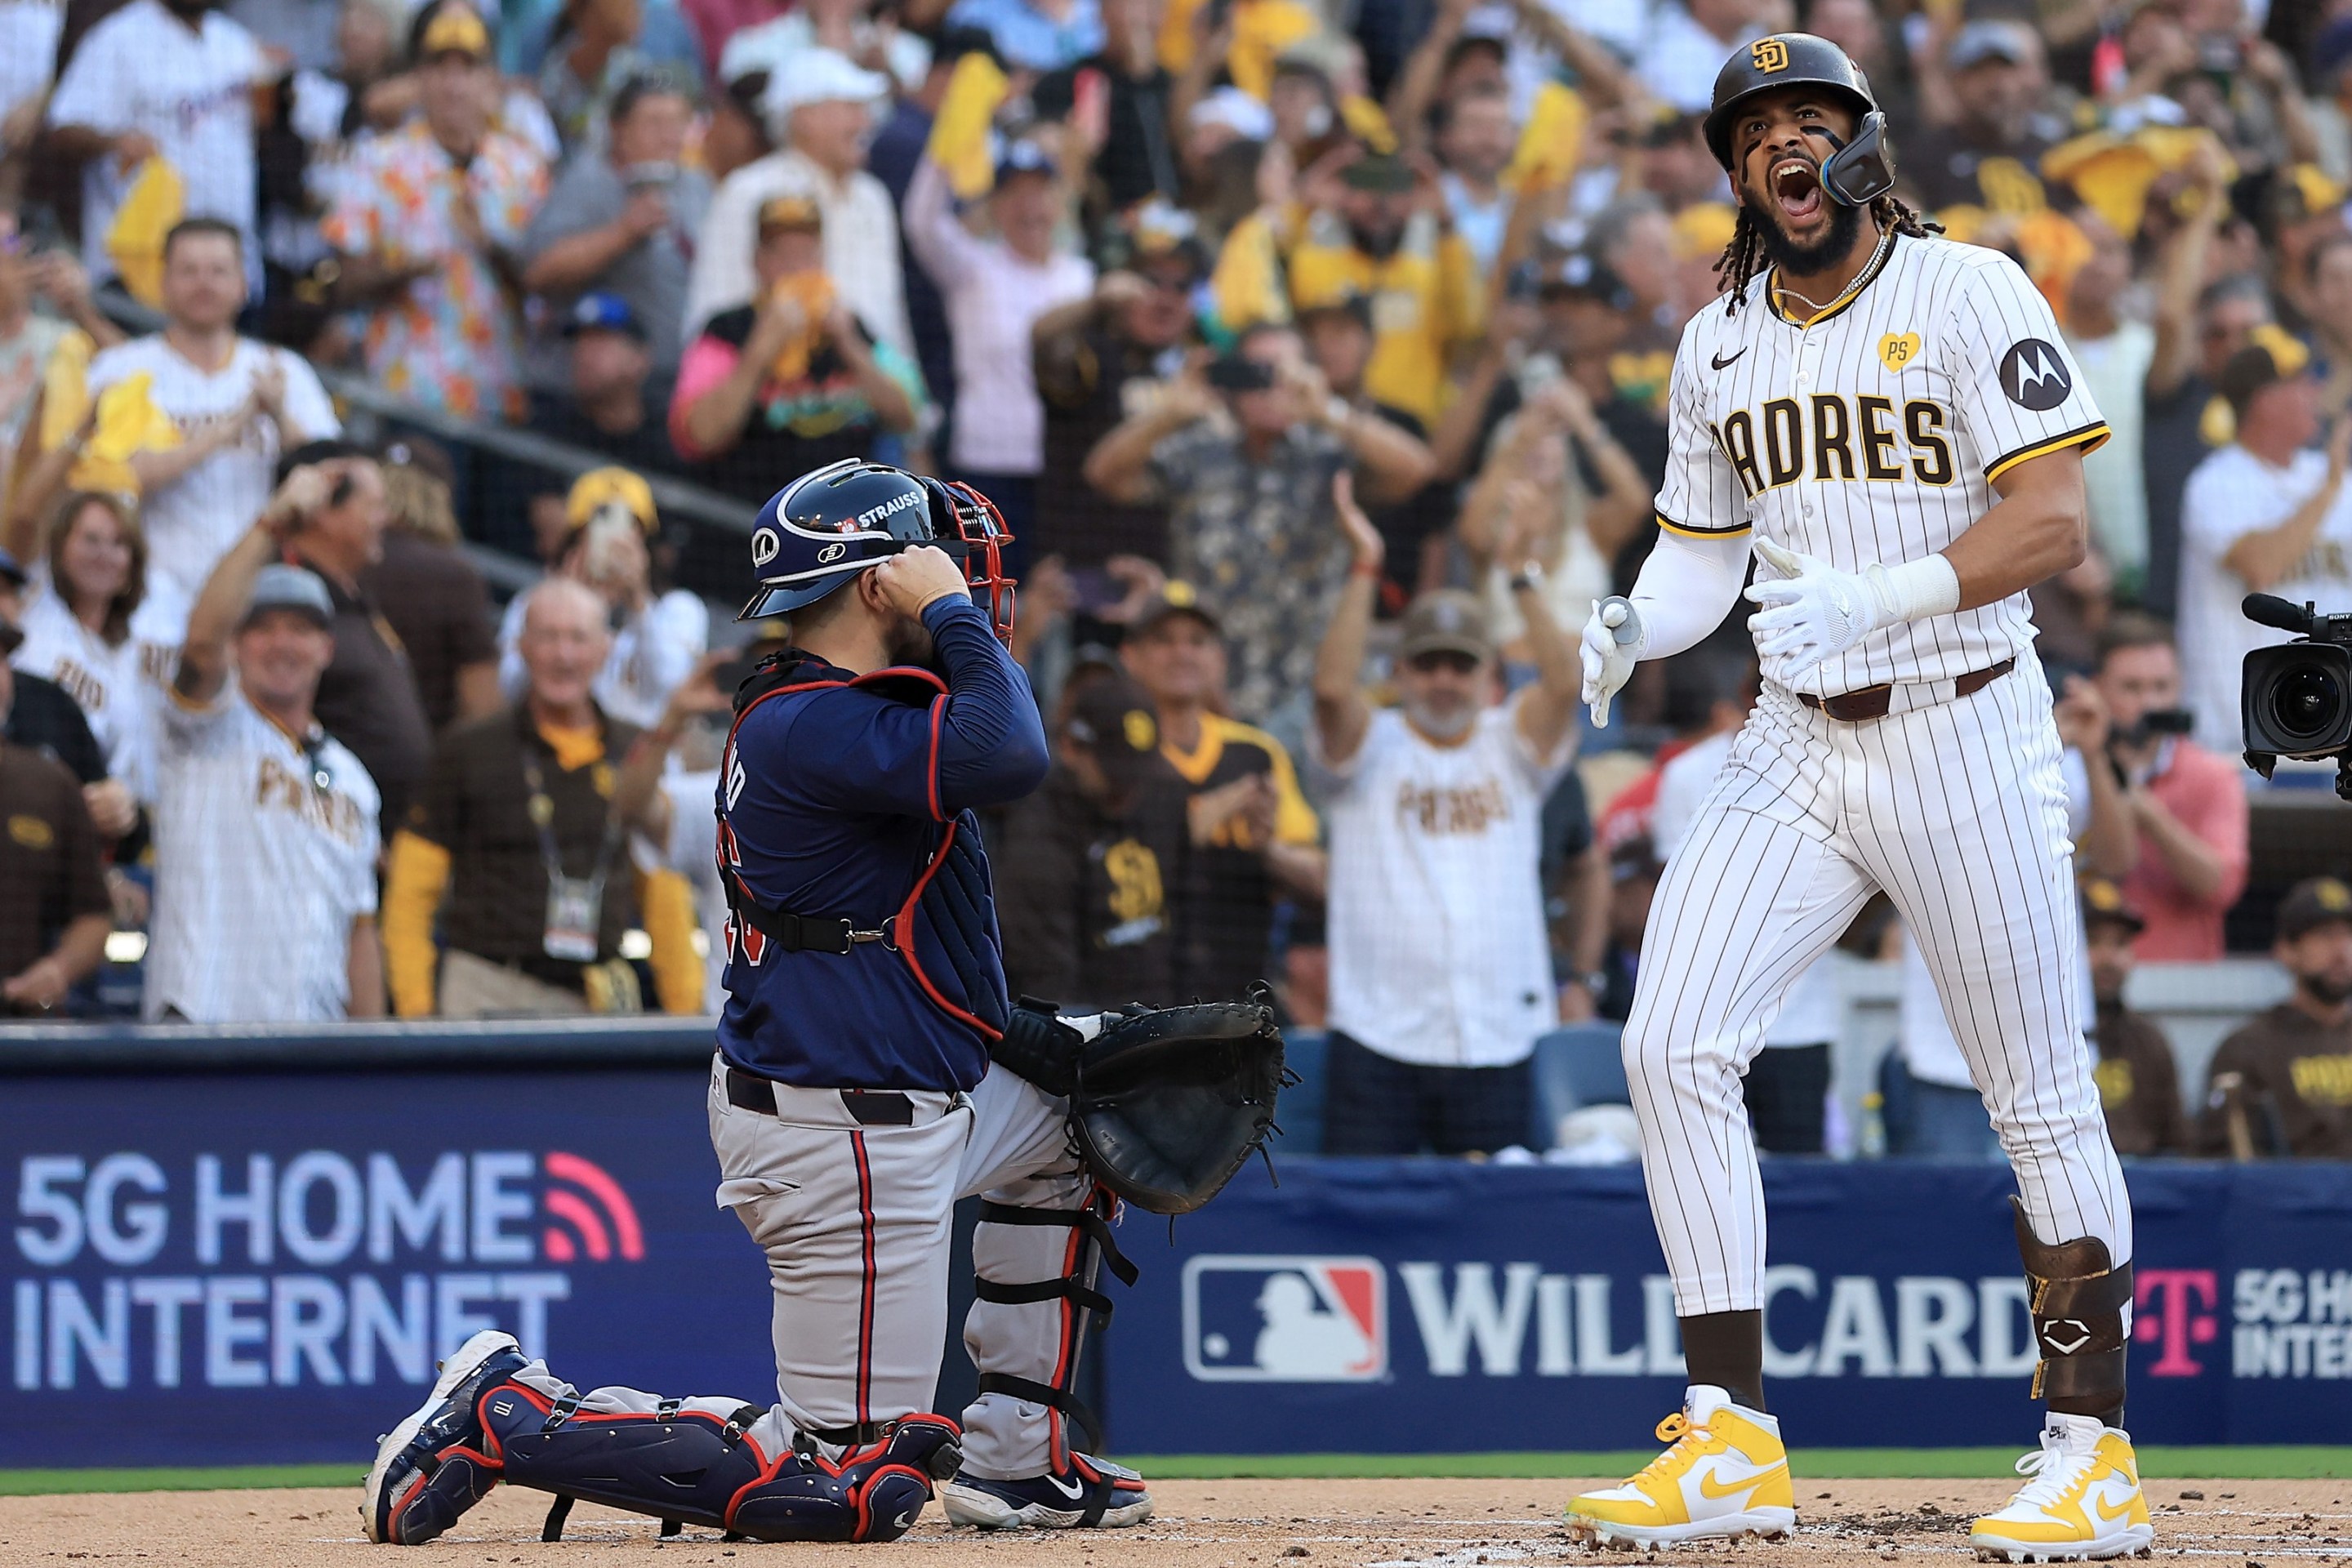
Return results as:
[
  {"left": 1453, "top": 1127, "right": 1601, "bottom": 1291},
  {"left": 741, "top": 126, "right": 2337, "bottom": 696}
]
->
[{"left": 1182, "top": 1255, "right": 1387, "bottom": 1382}]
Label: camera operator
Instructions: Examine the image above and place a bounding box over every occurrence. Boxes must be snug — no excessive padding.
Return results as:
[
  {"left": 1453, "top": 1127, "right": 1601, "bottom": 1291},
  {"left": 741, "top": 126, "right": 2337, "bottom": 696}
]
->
[
  {"left": 2093, "top": 613, "right": 2248, "bottom": 962},
  {"left": 2178, "top": 339, "right": 2352, "bottom": 760}
]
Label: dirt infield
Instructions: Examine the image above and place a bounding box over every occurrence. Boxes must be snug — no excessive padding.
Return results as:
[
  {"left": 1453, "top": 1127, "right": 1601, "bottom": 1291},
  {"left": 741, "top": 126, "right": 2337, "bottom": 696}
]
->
[{"left": 3, "top": 1477, "right": 2347, "bottom": 1567}]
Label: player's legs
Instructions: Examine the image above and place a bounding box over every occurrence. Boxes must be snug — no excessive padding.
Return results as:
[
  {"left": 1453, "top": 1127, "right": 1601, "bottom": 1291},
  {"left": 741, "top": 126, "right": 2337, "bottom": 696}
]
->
[
  {"left": 1841, "top": 667, "right": 2147, "bottom": 1561},
  {"left": 362, "top": 1330, "right": 961, "bottom": 1545},
  {"left": 1624, "top": 777, "right": 1877, "bottom": 1329},
  {"left": 941, "top": 1063, "right": 1153, "bottom": 1528},
  {"left": 1573, "top": 705, "right": 1871, "bottom": 1548},
  {"left": 1842, "top": 670, "right": 2134, "bottom": 1350},
  {"left": 706, "top": 1057, "right": 972, "bottom": 1441}
]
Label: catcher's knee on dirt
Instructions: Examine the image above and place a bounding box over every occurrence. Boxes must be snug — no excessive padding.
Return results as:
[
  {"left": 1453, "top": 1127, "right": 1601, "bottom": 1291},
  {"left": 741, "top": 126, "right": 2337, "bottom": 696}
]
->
[
  {"left": 485, "top": 1387, "right": 962, "bottom": 1543},
  {"left": 2010, "top": 1196, "right": 2132, "bottom": 1427}
]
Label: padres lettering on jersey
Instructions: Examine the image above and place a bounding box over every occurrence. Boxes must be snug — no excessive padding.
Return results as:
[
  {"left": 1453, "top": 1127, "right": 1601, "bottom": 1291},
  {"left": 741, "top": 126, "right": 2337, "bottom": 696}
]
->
[{"left": 1657, "top": 230, "right": 2109, "bottom": 694}]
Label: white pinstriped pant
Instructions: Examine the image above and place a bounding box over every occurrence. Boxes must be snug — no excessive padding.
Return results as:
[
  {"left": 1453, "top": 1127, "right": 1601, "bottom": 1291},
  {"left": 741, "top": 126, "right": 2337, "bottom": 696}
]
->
[{"left": 1625, "top": 653, "right": 2132, "bottom": 1316}]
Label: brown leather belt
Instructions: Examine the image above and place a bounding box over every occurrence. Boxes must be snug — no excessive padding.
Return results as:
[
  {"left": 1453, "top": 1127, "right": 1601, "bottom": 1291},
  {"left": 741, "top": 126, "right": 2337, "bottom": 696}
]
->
[{"left": 1797, "top": 657, "right": 2015, "bottom": 723}]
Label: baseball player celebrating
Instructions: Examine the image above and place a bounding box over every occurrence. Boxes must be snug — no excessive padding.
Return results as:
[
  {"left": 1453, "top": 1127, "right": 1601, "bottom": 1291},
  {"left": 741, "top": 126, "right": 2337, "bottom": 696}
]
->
[
  {"left": 1570, "top": 36, "right": 2146, "bottom": 1562},
  {"left": 363, "top": 461, "right": 1283, "bottom": 1546}
]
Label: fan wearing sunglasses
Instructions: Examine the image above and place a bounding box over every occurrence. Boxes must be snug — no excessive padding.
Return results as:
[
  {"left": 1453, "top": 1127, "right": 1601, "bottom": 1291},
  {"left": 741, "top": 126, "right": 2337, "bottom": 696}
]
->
[{"left": 1305, "top": 470, "right": 1582, "bottom": 1156}]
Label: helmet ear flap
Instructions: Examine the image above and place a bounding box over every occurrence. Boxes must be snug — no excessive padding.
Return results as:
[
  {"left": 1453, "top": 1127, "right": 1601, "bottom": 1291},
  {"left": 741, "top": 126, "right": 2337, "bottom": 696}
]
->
[{"left": 1820, "top": 109, "right": 1895, "bottom": 206}]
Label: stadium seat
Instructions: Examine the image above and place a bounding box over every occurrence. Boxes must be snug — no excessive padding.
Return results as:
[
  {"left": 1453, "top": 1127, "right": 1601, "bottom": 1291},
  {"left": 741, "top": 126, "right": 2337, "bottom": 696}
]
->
[
  {"left": 1278, "top": 1029, "right": 1328, "bottom": 1154},
  {"left": 1529, "top": 1023, "right": 1629, "bottom": 1149}
]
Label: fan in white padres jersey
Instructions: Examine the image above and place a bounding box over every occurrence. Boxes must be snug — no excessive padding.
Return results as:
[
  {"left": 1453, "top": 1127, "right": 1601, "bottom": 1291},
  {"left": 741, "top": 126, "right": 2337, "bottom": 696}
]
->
[{"left": 1571, "top": 34, "right": 2149, "bottom": 1563}]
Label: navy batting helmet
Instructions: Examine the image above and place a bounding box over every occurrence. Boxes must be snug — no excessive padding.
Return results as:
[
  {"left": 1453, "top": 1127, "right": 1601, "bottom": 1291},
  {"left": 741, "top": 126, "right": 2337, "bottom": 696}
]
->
[
  {"left": 1703, "top": 33, "right": 1893, "bottom": 207},
  {"left": 739, "top": 459, "right": 1018, "bottom": 643}
]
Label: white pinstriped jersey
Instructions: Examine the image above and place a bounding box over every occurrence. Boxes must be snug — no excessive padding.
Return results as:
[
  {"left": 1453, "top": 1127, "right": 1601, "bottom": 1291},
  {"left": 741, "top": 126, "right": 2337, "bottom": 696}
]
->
[
  {"left": 144, "top": 679, "right": 379, "bottom": 1022},
  {"left": 1658, "top": 230, "right": 2110, "bottom": 695}
]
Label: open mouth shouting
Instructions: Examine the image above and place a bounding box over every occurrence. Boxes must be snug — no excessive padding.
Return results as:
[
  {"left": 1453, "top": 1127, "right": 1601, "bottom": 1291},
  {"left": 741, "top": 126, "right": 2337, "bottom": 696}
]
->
[{"left": 1771, "top": 155, "right": 1825, "bottom": 226}]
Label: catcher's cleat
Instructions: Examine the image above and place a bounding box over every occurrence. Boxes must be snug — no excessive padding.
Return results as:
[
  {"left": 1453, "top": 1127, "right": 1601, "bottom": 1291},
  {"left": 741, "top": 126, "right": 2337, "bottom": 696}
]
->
[
  {"left": 938, "top": 1453, "right": 1153, "bottom": 1530},
  {"left": 1970, "top": 1416, "right": 2154, "bottom": 1562},
  {"left": 362, "top": 1330, "right": 529, "bottom": 1545},
  {"left": 1566, "top": 1384, "right": 1797, "bottom": 1548}
]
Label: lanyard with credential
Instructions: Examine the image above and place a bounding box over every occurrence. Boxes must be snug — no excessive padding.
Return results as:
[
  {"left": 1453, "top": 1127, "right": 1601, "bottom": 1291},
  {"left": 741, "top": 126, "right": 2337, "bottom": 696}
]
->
[{"left": 519, "top": 744, "right": 626, "bottom": 964}]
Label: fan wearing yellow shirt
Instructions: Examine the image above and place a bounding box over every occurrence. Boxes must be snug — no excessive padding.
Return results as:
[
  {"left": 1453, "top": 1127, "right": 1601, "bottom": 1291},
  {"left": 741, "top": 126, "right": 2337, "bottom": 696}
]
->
[{"left": 1221, "top": 148, "right": 1484, "bottom": 427}]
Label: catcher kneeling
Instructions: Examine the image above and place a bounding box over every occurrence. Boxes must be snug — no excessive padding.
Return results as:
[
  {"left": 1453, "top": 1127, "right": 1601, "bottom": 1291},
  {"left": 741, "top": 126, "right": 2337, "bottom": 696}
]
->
[{"left": 362, "top": 462, "right": 1285, "bottom": 1546}]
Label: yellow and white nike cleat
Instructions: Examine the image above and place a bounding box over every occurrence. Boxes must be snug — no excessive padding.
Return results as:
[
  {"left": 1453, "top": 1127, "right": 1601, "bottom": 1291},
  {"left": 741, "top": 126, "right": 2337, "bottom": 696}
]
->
[
  {"left": 1970, "top": 1415, "right": 2155, "bottom": 1562},
  {"left": 1566, "top": 1385, "right": 1796, "bottom": 1548}
]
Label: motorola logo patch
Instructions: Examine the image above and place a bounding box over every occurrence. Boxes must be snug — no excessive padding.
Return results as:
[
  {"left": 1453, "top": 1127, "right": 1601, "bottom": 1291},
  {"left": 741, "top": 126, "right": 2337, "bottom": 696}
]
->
[{"left": 2000, "top": 339, "right": 2072, "bottom": 411}]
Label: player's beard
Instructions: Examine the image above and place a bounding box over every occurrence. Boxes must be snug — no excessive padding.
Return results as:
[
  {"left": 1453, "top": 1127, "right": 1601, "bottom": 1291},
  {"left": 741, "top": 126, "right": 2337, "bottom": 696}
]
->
[
  {"left": 1745, "top": 186, "right": 1864, "bottom": 279},
  {"left": 1402, "top": 693, "right": 1477, "bottom": 743}
]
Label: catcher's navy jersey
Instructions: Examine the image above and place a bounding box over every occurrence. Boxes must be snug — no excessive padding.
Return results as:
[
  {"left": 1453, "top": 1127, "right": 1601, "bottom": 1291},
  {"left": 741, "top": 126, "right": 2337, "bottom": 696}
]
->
[
  {"left": 715, "top": 595, "right": 1049, "bottom": 1091},
  {"left": 1659, "top": 230, "right": 2109, "bottom": 695}
]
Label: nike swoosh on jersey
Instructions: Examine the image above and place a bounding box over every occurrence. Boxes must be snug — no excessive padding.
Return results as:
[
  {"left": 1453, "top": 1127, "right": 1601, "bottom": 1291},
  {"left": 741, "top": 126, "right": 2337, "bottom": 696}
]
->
[{"left": 1712, "top": 347, "right": 1747, "bottom": 369}]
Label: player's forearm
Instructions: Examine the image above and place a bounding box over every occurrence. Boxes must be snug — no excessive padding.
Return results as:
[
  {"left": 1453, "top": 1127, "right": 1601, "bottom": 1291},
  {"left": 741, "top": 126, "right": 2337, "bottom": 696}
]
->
[
  {"left": 1625, "top": 526, "right": 1747, "bottom": 662},
  {"left": 1944, "top": 453, "right": 2087, "bottom": 609},
  {"left": 1263, "top": 842, "right": 1326, "bottom": 899},
  {"left": 1311, "top": 570, "right": 1379, "bottom": 761},
  {"left": 2073, "top": 752, "right": 2136, "bottom": 880},
  {"left": 2135, "top": 795, "right": 2230, "bottom": 903},
  {"left": 928, "top": 597, "right": 1050, "bottom": 809},
  {"left": 50, "top": 912, "right": 110, "bottom": 987}
]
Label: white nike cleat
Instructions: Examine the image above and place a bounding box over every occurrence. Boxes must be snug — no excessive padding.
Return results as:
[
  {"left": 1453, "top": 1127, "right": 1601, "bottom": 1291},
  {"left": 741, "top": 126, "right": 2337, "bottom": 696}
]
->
[
  {"left": 1566, "top": 1384, "right": 1797, "bottom": 1548},
  {"left": 938, "top": 1454, "right": 1152, "bottom": 1529},
  {"left": 1970, "top": 1414, "right": 2155, "bottom": 1561}
]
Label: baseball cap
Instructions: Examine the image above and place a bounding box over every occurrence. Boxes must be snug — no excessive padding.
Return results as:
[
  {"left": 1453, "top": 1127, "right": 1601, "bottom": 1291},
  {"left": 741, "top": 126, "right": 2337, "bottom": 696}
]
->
[
  {"left": 1128, "top": 579, "right": 1223, "bottom": 637},
  {"left": 567, "top": 466, "right": 657, "bottom": 532},
  {"left": 1293, "top": 279, "right": 1372, "bottom": 327},
  {"left": 564, "top": 291, "right": 647, "bottom": 340},
  {"left": 994, "top": 138, "right": 1057, "bottom": 185},
  {"left": 242, "top": 564, "right": 335, "bottom": 630},
  {"left": 0, "top": 546, "right": 24, "bottom": 590},
  {"left": 2218, "top": 329, "right": 2314, "bottom": 417},
  {"left": 1397, "top": 589, "right": 1493, "bottom": 664},
  {"left": 1063, "top": 673, "right": 1166, "bottom": 792},
  {"left": 756, "top": 194, "right": 824, "bottom": 235},
  {"left": 2278, "top": 876, "right": 2352, "bottom": 942},
  {"left": 416, "top": 2, "right": 492, "bottom": 61},
  {"left": 2078, "top": 876, "right": 2146, "bottom": 935},
  {"left": 1115, "top": 198, "right": 1209, "bottom": 281},
  {"left": 1538, "top": 246, "right": 1635, "bottom": 311},
  {"left": 763, "top": 48, "right": 890, "bottom": 119},
  {"left": 1949, "top": 20, "right": 2033, "bottom": 71},
  {"left": 378, "top": 434, "right": 456, "bottom": 492}
]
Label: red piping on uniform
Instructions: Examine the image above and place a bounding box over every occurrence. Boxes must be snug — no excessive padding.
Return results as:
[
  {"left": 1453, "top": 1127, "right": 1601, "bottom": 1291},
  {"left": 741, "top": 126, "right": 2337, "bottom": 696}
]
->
[
  {"left": 1040, "top": 1185, "right": 1091, "bottom": 1469},
  {"left": 853, "top": 1131, "right": 878, "bottom": 1426},
  {"left": 925, "top": 695, "right": 947, "bottom": 822},
  {"left": 890, "top": 818, "right": 1003, "bottom": 1040}
]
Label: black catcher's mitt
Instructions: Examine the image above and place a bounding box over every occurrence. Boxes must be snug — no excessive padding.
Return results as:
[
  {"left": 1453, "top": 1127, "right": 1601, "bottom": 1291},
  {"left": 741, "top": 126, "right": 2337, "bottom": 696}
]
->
[{"left": 995, "top": 994, "right": 1286, "bottom": 1215}]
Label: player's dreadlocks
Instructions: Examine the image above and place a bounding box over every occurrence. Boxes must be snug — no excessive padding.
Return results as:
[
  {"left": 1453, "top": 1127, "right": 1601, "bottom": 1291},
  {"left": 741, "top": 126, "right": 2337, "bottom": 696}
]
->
[{"left": 1717, "top": 194, "right": 1940, "bottom": 315}]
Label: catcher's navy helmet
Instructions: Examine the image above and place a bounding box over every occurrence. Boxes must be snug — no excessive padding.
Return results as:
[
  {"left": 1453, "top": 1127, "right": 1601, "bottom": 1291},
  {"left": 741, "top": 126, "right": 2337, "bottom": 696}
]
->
[
  {"left": 739, "top": 459, "right": 1018, "bottom": 643},
  {"left": 1704, "top": 33, "right": 1894, "bottom": 207}
]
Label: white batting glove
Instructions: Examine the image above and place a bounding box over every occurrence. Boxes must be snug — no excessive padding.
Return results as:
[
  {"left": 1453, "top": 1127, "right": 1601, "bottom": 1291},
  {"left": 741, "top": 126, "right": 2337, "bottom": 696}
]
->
[
  {"left": 1744, "top": 538, "right": 1884, "bottom": 679},
  {"left": 1580, "top": 596, "right": 1645, "bottom": 728}
]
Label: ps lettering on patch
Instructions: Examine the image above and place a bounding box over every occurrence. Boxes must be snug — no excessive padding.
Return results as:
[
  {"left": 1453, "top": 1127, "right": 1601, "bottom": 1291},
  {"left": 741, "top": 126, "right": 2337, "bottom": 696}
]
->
[{"left": 2000, "top": 339, "right": 2072, "bottom": 411}]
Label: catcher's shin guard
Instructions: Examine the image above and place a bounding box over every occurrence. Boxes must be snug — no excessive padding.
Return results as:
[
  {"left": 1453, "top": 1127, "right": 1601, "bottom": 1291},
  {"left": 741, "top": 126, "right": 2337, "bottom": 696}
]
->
[
  {"left": 2011, "top": 1196, "right": 2132, "bottom": 1427},
  {"left": 966, "top": 1185, "right": 1137, "bottom": 1473},
  {"left": 483, "top": 1386, "right": 963, "bottom": 1543}
]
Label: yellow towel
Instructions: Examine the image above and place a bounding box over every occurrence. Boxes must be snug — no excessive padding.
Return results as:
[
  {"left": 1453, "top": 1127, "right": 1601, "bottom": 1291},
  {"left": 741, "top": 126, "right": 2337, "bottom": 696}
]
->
[
  {"left": 1505, "top": 82, "right": 1588, "bottom": 195},
  {"left": 929, "top": 51, "right": 1010, "bottom": 200},
  {"left": 105, "top": 157, "right": 186, "bottom": 309},
  {"left": 1211, "top": 210, "right": 1291, "bottom": 333}
]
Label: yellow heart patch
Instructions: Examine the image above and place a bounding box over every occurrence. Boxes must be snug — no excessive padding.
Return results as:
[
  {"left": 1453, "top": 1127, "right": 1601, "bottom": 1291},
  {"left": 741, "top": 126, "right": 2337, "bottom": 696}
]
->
[{"left": 1879, "top": 332, "right": 1922, "bottom": 372}]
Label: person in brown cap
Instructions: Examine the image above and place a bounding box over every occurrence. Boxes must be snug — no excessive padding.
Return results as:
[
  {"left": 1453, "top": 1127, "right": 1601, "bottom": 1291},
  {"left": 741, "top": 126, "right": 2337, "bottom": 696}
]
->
[
  {"left": 2079, "top": 876, "right": 2188, "bottom": 1156},
  {"left": 1116, "top": 580, "right": 1326, "bottom": 1005},
  {"left": 993, "top": 671, "right": 1187, "bottom": 1010},
  {"left": 2200, "top": 875, "right": 2352, "bottom": 1159},
  {"left": 1307, "top": 474, "right": 1581, "bottom": 1154}
]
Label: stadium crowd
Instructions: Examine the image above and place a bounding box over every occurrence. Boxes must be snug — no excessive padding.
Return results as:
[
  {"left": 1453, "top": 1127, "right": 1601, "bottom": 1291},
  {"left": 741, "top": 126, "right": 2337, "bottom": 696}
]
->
[{"left": 0, "top": 0, "right": 2347, "bottom": 1161}]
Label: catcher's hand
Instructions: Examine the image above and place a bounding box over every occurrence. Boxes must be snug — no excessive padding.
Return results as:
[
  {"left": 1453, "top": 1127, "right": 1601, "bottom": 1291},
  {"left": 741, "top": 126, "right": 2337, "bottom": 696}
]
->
[
  {"left": 1744, "top": 538, "right": 1883, "bottom": 679},
  {"left": 1580, "top": 596, "right": 1644, "bottom": 727}
]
